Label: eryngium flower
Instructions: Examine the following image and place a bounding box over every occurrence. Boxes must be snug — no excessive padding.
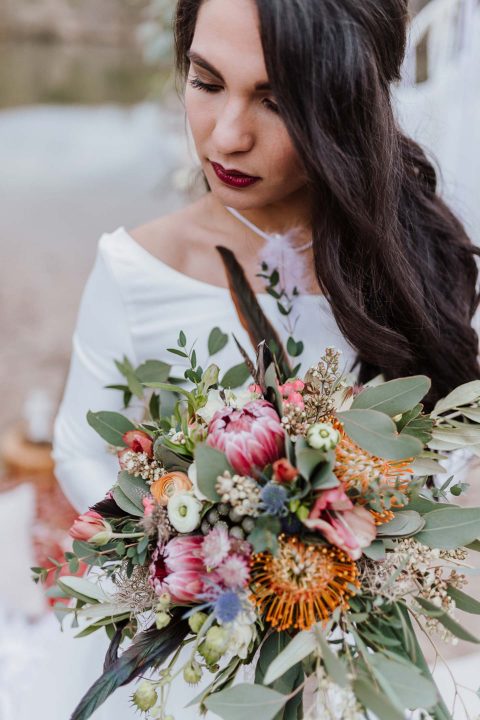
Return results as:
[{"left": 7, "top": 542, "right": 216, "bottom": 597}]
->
[{"left": 207, "top": 400, "right": 285, "bottom": 477}]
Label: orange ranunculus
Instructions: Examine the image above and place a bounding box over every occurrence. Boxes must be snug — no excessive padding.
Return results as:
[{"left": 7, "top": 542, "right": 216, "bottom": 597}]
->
[{"left": 150, "top": 472, "right": 192, "bottom": 506}]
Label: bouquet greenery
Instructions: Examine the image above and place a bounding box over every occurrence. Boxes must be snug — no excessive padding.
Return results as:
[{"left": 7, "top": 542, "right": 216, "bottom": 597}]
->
[{"left": 35, "top": 324, "right": 480, "bottom": 720}]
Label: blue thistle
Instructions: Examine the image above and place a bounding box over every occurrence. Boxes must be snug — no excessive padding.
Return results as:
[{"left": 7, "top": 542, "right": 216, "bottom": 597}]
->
[
  {"left": 260, "top": 482, "right": 288, "bottom": 516},
  {"left": 214, "top": 590, "right": 242, "bottom": 623}
]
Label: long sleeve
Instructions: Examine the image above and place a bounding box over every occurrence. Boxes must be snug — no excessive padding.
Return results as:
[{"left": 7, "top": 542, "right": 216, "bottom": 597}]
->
[{"left": 52, "top": 236, "right": 139, "bottom": 513}]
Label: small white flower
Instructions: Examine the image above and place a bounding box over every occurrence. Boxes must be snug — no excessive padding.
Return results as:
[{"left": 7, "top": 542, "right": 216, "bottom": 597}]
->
[
  {"left": 196, "top": 390, "right": 225, "bottom": 423},
  {"left": 307, "top": 422, "right": 340, "bottom": 451},
  {"left": 225, "top": 388, "right": 259, "bottom": 409},
  {"left": 167, "top": 492, "right": 202, "bottom": 532},
  {"left": 187, "top": 462, "right": 208, "bottom": 501}
]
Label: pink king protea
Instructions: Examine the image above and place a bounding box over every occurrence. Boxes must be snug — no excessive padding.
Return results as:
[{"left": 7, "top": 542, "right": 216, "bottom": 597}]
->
[{"left": 207, "top": 399, "right": 285, "bottom": 477}]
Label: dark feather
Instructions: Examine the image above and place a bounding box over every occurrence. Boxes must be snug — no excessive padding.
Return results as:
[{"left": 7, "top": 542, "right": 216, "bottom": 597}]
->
[
  {"left": 90, "top": 496, "right": 128, "bottom": 519},
  {"left": 71, "top": 610, "right": 189, "bottom": 720},
  {"left": 103, "top": 620, "right": 128, "bottom": 672},
  {"left": 216, "top": 245, "right": 291, "bottom": 379},
  {"left": 232, "top": 333, "right": 256, "bottom": 378}
]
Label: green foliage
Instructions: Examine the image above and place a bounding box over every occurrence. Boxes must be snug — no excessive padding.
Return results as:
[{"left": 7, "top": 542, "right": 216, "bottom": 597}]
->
[
  {"left": 208, "top": 327, "right": 229, "bottom": 355},
  {"left": 117, "top": 471, "right": 149, "bottom": 512},
  {"left": 337, "top": 409, "right": 423, "bottom": 460},
  {"left": 194, "top": 443, "right": 233, "bottom": 501},
  {"left": 204, "top": 684, "right": 288, "bottom": 720},
  {"left": 220, "top": 362, "right": 251, "bottom": 389},
  {"left": 86, "top": 411, "right": 135, "bottom": 447},
  {"left": 247, "top": 516, "right": 281, "bottom": 554},
  {"left": 415, "top": 506, "right": 480, "bottom": 549},
  {"left": 352, "top": 376, "right": 431, "bottom": 417}
]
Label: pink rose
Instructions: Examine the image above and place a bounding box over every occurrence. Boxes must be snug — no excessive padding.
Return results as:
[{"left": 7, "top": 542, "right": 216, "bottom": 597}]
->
[
  {"left": 69, "top": 510, "right": 106, "bottom": 542},
  {"left": 304, "top": 487, "right": 376, "bottom": 560}
]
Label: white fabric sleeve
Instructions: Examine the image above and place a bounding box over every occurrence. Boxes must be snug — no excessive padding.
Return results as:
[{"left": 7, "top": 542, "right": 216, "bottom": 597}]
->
[{"left": 52, "top": 237, "right": 139, "bottom": 513}]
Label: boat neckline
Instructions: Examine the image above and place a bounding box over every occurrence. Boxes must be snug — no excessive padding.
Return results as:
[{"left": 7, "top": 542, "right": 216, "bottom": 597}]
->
[{"left": 117, "top": 226, "right": 327, "bottom": 301}]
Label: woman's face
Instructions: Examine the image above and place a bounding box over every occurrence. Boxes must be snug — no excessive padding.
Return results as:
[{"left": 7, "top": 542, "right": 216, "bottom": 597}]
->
[{"left": 184, "top": 0, "right": 307, "bottom": 211}]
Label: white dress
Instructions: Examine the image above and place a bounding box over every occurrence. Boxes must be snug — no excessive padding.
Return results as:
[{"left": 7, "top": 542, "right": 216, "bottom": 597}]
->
[{"left": 49, "top": 219, "right": 356, "bottom": 720}]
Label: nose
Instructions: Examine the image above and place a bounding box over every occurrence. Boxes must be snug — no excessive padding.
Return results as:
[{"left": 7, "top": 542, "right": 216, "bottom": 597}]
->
[{"left": 211, "top": 97, "right": 255, "bottom": 155}]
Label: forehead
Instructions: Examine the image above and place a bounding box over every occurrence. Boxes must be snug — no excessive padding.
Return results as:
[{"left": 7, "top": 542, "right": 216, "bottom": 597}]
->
[{"left": 192, "top": 0, "right": 268, "bottom": 81}]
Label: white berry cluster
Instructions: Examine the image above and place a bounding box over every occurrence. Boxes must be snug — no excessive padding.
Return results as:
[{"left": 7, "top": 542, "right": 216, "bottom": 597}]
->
[
  {"left": 215, "top": 471, "right": 260, "bottom": 516},
  {"left": 120, "top": 450, "right": 164, "bottom": 482}
]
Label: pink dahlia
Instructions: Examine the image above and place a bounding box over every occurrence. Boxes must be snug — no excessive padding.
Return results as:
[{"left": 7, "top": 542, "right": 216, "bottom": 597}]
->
[{"left": 207, "top": 399, "right": 284, "bottom": 477}]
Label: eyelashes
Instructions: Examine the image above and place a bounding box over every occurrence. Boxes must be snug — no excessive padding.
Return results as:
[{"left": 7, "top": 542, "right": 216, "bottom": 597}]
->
[{"left": 188, "top": 75, "right": 279, "bottom": 114}]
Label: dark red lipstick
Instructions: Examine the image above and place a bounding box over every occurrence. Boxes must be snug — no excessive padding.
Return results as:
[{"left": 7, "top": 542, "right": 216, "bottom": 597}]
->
[{"left": 210, "top": 161, "right": 260, "bottom": 188}]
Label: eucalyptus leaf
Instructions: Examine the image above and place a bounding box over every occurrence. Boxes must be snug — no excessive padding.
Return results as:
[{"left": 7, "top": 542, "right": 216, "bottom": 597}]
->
[
  {"left": 194, "top": 443, "right": 233, "bottom": 501},
  {"left": 112, "top": 486, "right": 144, "bottom": 517},
  {"left": 204, "top": 684, "right": 288, "bottom": 720},
  {"left": 376, "top": 511, "right": 425, "bottom": 538},
  {"left": 57, "top": 577, "right": 109, "bottom": 603},
  {"left": 352, "top": 376, "right": 430, "bottom": 417},
  {"left": 432, "top": 381, "right": 480, "bottom": 417},
  {"left": 86, "top": 411, "right": 135, "bottom": 447},
  {"left": 263, "top": 631, "right": 316, "bottom": 685},
  {"left": 154, "top": 439, "right": 191, "bottom": 472},
  {"left": 370, "top": 655, "right": 438, "bottom": 710},
  {"left": 415, "top": 507, "right": 480, "bottom": 549},
  {"left": 117, "top": 471, "right": 149, "bottom": 512},
  {"left": 352, "top": 677, "right": 404, "bottom": 720},
  {"left": 363, "top": 540, "right": 386, "bottom": 560},
  {"left": 447, "top": 585, "right": 480, "bottom": 614},
  {"left": 410, "top": 457, "right": 447, "bottom": 476},
  {"left": 220, "top": 362, "right": 251, "bottom": 389},
  {"left": 135, "top": 360, "right": 171, "bottom": 384},
  {"left": 430, "top": 425, "right": 480, "bottom": 448},
  {"left": 337, "top": 409, "right": 422, "bottom": 460},
  {"left": 415, "top": 596, "right": 480, "bottom": 643},
  {"left": 314, "top": 627, "right": 348, "bottom": 688},
  {"left": 208, "top": 327, "right": 229, "bottom": 356}
]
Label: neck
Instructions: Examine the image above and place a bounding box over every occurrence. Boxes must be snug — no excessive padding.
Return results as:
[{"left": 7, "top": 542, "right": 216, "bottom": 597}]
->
[{"left": 209, "top": 187, "right": 313, "bottom": 248}]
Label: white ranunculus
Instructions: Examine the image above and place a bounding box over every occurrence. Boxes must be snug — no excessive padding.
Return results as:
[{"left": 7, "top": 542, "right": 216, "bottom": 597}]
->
[
  {"left": 196, "top": 389, "right": 225, "bottom": 423},
  {"left": 187, "top": 462, "right": 208, "bottom": 502},
  {"left": 167, "top": 492, "right": 202, "bottom": 533}
]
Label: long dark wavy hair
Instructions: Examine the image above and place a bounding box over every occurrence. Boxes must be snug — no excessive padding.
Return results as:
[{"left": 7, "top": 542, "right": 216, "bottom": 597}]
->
[{"left": 174, "top": 0, "right": 480, "bottom": 408}]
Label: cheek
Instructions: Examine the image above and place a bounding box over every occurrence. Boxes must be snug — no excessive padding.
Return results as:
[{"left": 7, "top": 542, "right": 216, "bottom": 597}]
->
[
  {"left": 185, "top": 87, "right": 213, "bottom": 143},
  {"left": 263, "top": 126, "right": 305, "bottom": 183}
]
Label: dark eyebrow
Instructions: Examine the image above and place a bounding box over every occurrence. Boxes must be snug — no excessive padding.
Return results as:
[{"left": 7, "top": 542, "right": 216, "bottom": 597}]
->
[{"left": 186, "top": 50, "right": 272, "bottom": 91}]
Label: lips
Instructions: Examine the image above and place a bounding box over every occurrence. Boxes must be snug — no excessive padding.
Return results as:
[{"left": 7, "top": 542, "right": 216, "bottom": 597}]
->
[{"left": 210, "top": 161, "right": 261, "bottom": 189}]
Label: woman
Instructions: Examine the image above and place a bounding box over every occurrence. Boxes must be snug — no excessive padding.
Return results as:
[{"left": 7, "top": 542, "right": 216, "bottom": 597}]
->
[{"left": 52, "top": 0, "right": 480, "bottom": 717}]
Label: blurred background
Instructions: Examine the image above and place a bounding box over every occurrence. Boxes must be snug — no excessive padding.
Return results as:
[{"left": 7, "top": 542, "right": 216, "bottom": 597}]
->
[{"left": 0, "top": 0, "right": 479, "bottom": 718}]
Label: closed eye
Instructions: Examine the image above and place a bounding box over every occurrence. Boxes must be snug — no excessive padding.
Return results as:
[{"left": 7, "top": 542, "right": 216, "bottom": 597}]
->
[{"left": 188, "top": 75, "right": 279, "bottom": 114}]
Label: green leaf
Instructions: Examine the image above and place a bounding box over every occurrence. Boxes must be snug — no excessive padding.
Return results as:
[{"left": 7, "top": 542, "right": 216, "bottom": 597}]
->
[
  {"left": 117, "top": 471, "right": 149, "bottom": 512},
  {"left": 263, "top": 631, "right": 316, "bottom": 685},
  {"left": 371, "top": 655, "right": 438, "bottom": 710},
  {"left": 194, "top": 443, "right": 233, "bottom": 501},
  {"left": 220, "top": 362, "right": 251, "bottom": 389},
  {"left": 135, "top": 360, "right": 171, "bottom": 385},
  {"left": 149, "top": 392, "right": 160, "bottom": 421},
  {"left": 295, "top": 441, "right": 330, "bottom": 483},
  {"left": 415, "top": 506, "right": 480, "bottom": 549},
  {"left": 154, "top": 439, "right": 191, "bottom": 472},
  {"left": 178, "top": 330, "right": 187, "bottom": 347},
  {"left": 461, "top": 407, "right": 480, "bottom": 422},
  {"left": 112, "top": 486, "right": 144, "bottom": 517},
  {"left": 352, "top": 376, "right": 431, "bottom": 417},
  {"left": 352, "top": 677, "right": 404, "bottom": 720},
  {"left": 286, "top": 337, "right": 304, "bottom": 358},
  {"left": 376, "top": 511, "right": 425, "bottom": 538},
  {"left": 86, "top": 411, "right": 135, "bottom": 447},
  {"left": 402, "top": 496, "right": 453, "bottom": 514},
  {"left": 57, "top": 577, "right": 108, "bottom": 604},
  {"left": 410, "top": 457, "right": 447, "bottom": 476},
  {"left": 467, "top": 539, "right": 480, "bottom": 552},
  {"left": 167, "top": 348, "right": 189, "bottom": 358},
  {"left": 201, "top": 364, "right": 220, "bottom": 392},
  {"left": 204, "top": 684, "right": 288, "bottom": 720},
  {"left": 415, "top": 596, "right": 480, "bottom": 643},
  {"left": 314, "top": 627, "right": 348, "bottom": 688},
  {"left": 248, "top": 516, "right": 281, "bottom": 554},
  {"left": 208, "top": 327, "right": 229, "bottom": 355},
  {"left": 337, "top": 409, "right": 423, "bottom": 460},
  {"left": 431, "top": 380, "right": 480, "bottom": 417},
  {"left": 447, "top": 585, "right": 480, "bottom": 614},
  {"left": 363, "top": 540, "right": 386, "bottom": 560}
]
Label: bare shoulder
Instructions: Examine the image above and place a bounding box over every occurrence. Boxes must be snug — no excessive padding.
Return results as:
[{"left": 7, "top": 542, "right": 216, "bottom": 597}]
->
[{"left": 128, "top": 199, "right": 204, "bottom": 269}]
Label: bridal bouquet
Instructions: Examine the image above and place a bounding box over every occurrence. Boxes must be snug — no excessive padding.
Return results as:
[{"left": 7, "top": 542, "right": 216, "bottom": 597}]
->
[{"left": 36, "top": 328, "right": 480, "bottom": 720}]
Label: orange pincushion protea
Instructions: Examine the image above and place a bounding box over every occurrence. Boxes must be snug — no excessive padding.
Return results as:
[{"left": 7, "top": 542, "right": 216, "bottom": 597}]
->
[
  {"left": 250, "top": 535, "right": 359, "bottom": 631},
  {"left": 334, "top": 433, "right": 412, "bottom": 521}
]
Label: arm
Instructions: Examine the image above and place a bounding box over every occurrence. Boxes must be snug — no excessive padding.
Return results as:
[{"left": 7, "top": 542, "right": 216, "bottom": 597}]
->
[{"left": 52, "top": 236, "right": 139, "bottom": 512}]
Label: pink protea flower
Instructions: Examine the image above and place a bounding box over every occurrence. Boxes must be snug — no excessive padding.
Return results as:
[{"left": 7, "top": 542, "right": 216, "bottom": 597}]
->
[
  {"left": 303, "top": 486, "right": 376, "bottom": 560},
  {"left": 207, "top": 399, "right": 285, "bottom": 477},
  {"left": 122, "top": 430, "right": 154, "bottom": 458},
  {"left": 69, "top": 511, "right": 107, "bottom": 542},
  {"left": 149, "top": 535, "right": 205, "bottom": 603}
]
